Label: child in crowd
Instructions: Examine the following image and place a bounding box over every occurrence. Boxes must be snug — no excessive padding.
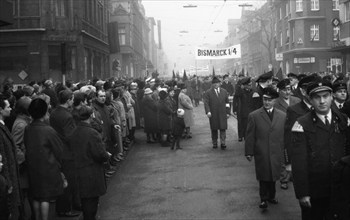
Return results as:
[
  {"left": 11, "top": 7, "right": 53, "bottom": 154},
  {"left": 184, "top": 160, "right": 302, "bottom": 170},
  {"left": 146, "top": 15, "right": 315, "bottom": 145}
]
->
[
  {"left": 0, "top": 154, "right": 9, "bottom": 220},
  {"left": 172, "top": 109, "right": 186, "bottom": 150}
]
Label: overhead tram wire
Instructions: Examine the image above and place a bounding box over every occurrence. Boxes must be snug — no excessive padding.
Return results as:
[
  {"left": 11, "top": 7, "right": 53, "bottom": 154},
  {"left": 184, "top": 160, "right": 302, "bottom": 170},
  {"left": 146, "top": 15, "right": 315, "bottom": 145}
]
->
[{"left": 196, "top": 1, "right": 227, "bottom": 45}]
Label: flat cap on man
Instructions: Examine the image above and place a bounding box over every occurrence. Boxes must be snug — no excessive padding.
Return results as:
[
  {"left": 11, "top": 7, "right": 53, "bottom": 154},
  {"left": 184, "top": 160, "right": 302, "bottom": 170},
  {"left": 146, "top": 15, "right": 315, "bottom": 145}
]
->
[
  {"left": 262, "top": 87, "right": 279, "bottom": 99},
  {"left": 257, "top": 71, "right": 273, "bottom": 83},
  {"left": 277, "top": 79, "right": 290, "bottom": 90},
  {"left": 307, "top": 79, "right": 333, "bottom": 96}
]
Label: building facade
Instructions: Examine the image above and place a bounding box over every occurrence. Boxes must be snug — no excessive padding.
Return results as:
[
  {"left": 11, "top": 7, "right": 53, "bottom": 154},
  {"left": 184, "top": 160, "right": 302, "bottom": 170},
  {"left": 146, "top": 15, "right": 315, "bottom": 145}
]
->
[
  {"left": 273, "top": 0, "right": 342, "bottom": 74},
  {"left": 110, "top": 0, "right": 154, "bottom": 79},
  {"left": 238, "top": 3, "right": 276, "bottom": 77},
  {"left": 0, "top": 0, "right": 111, "bottom": 84}
]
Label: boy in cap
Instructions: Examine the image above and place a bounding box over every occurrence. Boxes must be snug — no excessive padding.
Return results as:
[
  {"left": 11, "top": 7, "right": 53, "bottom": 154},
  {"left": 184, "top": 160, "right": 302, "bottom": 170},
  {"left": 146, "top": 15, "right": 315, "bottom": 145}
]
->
[
  {"left": 245, "top": 87, "right": 286, "bottom": 210},
  {"left": 251, "top": 71, "right": 273, "bottom": 110},
  {"left": 291, "top": 79, "right": 350, "bottom": 220},
  {"left": 172, "top": 109, "right": 186, "bottom": 150}
]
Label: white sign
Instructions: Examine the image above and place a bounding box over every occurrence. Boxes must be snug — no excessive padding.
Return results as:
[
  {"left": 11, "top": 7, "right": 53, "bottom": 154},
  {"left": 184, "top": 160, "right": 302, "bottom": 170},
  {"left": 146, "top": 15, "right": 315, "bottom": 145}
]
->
[
  {"left": 195, "top": 44, "right": 241, "bottom": 60},
  {"left": 275, "top": 53, "right": 283, "bottom": 61},
  {"left": 294, "top": 57, "right": 316, "bottom": 64},
  {"left": 18, "top": 70, "right": 28, "bottom": 80}
]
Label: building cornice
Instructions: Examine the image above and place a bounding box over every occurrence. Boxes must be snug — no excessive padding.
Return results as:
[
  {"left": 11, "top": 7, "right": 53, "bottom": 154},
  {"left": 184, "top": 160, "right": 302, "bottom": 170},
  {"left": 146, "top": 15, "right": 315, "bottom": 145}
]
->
[
  {"left": 81, "top": 30, "right": 108, "bottom": 46},
  {"left": 288, "top": 16, "right": 325, "bottom": 22},
  {"left": 282, "top": 47, "right": 332, "bottom": 54},
  {"left": 0, "top": 28, "right": 46, "bottom": 33}
]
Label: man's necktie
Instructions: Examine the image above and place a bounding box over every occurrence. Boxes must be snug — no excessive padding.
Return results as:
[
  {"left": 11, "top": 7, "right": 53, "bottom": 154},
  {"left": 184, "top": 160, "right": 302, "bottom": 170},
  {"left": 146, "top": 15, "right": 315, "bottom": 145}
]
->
[
  {"left": 339, "top": 104, "right": 343, "bottom": 109},
  {"left": 216, "top": 89, "right": 219, "bottom": 96},
  {"left": 325, "top": 115, "right": 330, "bottom": 126}
]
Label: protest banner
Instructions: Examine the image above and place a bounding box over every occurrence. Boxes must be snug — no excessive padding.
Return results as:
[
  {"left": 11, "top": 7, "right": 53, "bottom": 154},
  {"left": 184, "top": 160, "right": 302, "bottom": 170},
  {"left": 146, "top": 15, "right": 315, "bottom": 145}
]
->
[{"left": 195, "top": 44, "right": 241, "bottom": 60}]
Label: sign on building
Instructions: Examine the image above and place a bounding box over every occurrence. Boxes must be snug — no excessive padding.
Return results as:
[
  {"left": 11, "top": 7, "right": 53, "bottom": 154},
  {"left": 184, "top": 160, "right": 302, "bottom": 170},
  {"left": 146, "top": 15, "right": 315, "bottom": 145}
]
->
[{"left": 275, "top": 53, "right": 283, "bottom": 61}]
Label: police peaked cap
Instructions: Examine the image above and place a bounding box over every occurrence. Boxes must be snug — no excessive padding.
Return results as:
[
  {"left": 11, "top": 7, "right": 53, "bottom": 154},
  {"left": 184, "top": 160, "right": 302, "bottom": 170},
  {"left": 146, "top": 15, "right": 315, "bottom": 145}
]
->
[
  {"left": 212, "top": 77, "right": 221, "bottom": 84},
  {"left": 257, "top": 71, "right": 273, "bottom": 83},
  {"left": 277, "top": 79, "right": 290, "bottom": 90},
  {"left": 298, "top": 74, "right": 320, "bottom": 89},
  {"left": 262, "top": 86, "right": 279, "bottom": 99},
  {"left": 307, "top": 79, "right": 333, "bottom": 96},
  {"left": 332, "top": 81, "right": 347, "bottom": 92},
  {"left": 241, "top": 77, "right": 251, "bottom": 85}
]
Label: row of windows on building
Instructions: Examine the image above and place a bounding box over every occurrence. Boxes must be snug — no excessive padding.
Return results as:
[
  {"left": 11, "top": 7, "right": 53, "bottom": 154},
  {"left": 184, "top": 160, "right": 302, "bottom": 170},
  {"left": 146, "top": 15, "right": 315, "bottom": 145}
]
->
[
  {"left": 277, "top": 24, "right": 340, "bottom": 48},
  {"left": 278, "top": 0, "right": 340, "bottom": 19}
]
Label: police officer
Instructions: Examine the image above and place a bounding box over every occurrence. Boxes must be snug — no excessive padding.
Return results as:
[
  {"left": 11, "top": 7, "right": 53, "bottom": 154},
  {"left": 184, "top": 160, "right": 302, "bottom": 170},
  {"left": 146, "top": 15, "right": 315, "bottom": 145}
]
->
[
  {"left": 251, "top": 71, "right": 273, "bottom": 111},
  {"left": 291, "top": 79, "right": 350, "bottom": 220}
]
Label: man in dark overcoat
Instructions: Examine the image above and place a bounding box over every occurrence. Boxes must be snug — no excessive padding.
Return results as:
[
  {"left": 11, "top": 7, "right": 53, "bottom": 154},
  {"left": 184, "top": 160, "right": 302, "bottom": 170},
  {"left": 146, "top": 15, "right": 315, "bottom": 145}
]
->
[
  {"left": 274, "top": 79, "right": 300, "bottom": 190},
  {"left": 70, "top": 105, "right": 110, "bottom": 220},
  {"left": 0, "top": 96, "right": 21, "bottom": 220},
  {"left": 291, "top": 79, "right": 350, "bottom": 220},
  {"left": 142, "top": 88, "right": 158, "bottom": 143},
  {"left": 284, "top": 74, "right": 319, "bottom": 166},
  {"left": 203, "top": 77, "right": 230, "bottom": 149},
  {"left": 245, "top": 87, "right": 286, "bottom": 210},
  {"left": 49, "top": 89, "right": 79, "bottom": 217},
  {"left": 233, "top": 77, "right": 255, "bottom": 142}
]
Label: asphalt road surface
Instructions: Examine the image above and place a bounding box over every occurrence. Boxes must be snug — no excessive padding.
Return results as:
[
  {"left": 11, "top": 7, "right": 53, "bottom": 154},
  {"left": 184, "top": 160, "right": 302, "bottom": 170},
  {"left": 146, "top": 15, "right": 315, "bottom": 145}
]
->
[{"left": 97, "top": 102, "right": 301, "bottom": 220}]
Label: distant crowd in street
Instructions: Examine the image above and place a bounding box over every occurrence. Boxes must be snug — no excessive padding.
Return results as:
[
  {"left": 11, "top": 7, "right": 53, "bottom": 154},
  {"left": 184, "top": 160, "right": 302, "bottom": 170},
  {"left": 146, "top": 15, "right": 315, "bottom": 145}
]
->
[{"left": 0, "top": 69, "right": 350, "bottom": 220}]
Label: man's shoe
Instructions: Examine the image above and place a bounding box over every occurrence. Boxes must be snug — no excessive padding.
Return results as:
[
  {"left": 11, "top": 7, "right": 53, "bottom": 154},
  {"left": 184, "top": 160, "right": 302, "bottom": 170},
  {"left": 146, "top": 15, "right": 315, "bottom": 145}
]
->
[
  {"left": 268, "top": 199, "right": 278, "bottom": 204},
  {"left": 280, "top": 183, "right": 288, "bottom": 190},
  {"left": 221, "top": 144, "right": 226, "bottom": 150},
  {"left": 176, "top": 146, "right": 182, "bottom": 150},
  {"left": 213, "top": 145, "right": 218, "bottom": 149},
  {"left": 57, "top": 211, "right": 80, "bottom": 217},
  {"left": 259, "top": 201, "right": 268, "bottom": 209},
  {"left": 238, "top": 138, "right": 243, "bottom": 142}
]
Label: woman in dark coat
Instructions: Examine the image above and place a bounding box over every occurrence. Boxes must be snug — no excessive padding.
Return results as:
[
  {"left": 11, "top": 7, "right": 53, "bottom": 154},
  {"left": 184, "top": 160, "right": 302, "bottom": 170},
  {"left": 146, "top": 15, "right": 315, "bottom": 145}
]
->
[
  {"left": 70, "top": 105, "right": 110, "bottom": 220},
  {"left": 24, "top": 98, "right": 65, "bottom": 220},
  {"left": 142, "top": 88, "right": 158, "bottom": 143},
  {"left": 157, "top": 91, "right": 173, "bottom": 146}
]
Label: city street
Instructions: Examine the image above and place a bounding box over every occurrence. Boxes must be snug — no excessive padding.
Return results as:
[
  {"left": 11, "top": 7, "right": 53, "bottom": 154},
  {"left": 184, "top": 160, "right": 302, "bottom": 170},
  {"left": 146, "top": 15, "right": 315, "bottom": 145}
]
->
[{"left": 97, "top": 103, "right": 301, "bottom": 220}]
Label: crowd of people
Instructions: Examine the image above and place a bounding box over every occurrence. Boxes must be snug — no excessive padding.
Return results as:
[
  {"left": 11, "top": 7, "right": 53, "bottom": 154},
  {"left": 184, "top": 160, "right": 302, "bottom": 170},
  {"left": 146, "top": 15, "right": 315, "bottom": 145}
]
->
[{"left": 0, "top": 69, "right": 349, "bottom": 220}]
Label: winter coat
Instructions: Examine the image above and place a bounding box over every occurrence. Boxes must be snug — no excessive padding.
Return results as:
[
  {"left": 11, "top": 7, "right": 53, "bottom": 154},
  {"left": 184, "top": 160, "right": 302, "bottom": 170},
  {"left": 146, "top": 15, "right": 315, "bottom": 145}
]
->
[
  {"left": 49, "top": 106, "right": 76, "bottom": 160},
  {"left": 0, "top": 123, "right": 21, "bottom": 217},
  {"left": 24, "top": 120, "right": 64, "bottom": 199},
  {"left": 203, "top": 87, "right": 229, "bottom": 130},
  {"left": 291, "top": 110, "right": 349, "bottom": 199},
  {"left": 142, "top": 95, "right": 158, "bottom": 133},
  {"left": 274, "top": 96, "right": 301, "bottom": 113},
  {"left": 124, "top": 91, "right": 136, "bottom": 128},
  {"left": 12, "top": 115, "right": 31, "bottom": 189},
  {"left": 173, "top": 116, "right": 185, "bottom": 136},
  {"left": 70, "top": 122, "right": 109, "bottom": 198},
  {"left": 178, "top": 92, "right": 194, "bottom": 127},
  {"left": 157, "top": 99, "right": 173, "bottom": 131},
  {"left": 245, "top": 107, "right": 286, "bottom": 181}
]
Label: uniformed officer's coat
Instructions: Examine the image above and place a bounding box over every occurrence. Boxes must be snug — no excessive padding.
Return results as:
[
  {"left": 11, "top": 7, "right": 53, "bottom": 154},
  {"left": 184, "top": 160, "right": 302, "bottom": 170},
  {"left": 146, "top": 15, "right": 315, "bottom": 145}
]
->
[
  {"left": 284, "top": 100, "right": 311, "bottom": 162},
  {"left": 245, "top": 107, "right": 286, "bottom": 181},
  {"left": 203, "top": 87, "right": 229, "bottom": 130},
  {"left": 291, "top": 110, "right": 350, "bottom": 199}
]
